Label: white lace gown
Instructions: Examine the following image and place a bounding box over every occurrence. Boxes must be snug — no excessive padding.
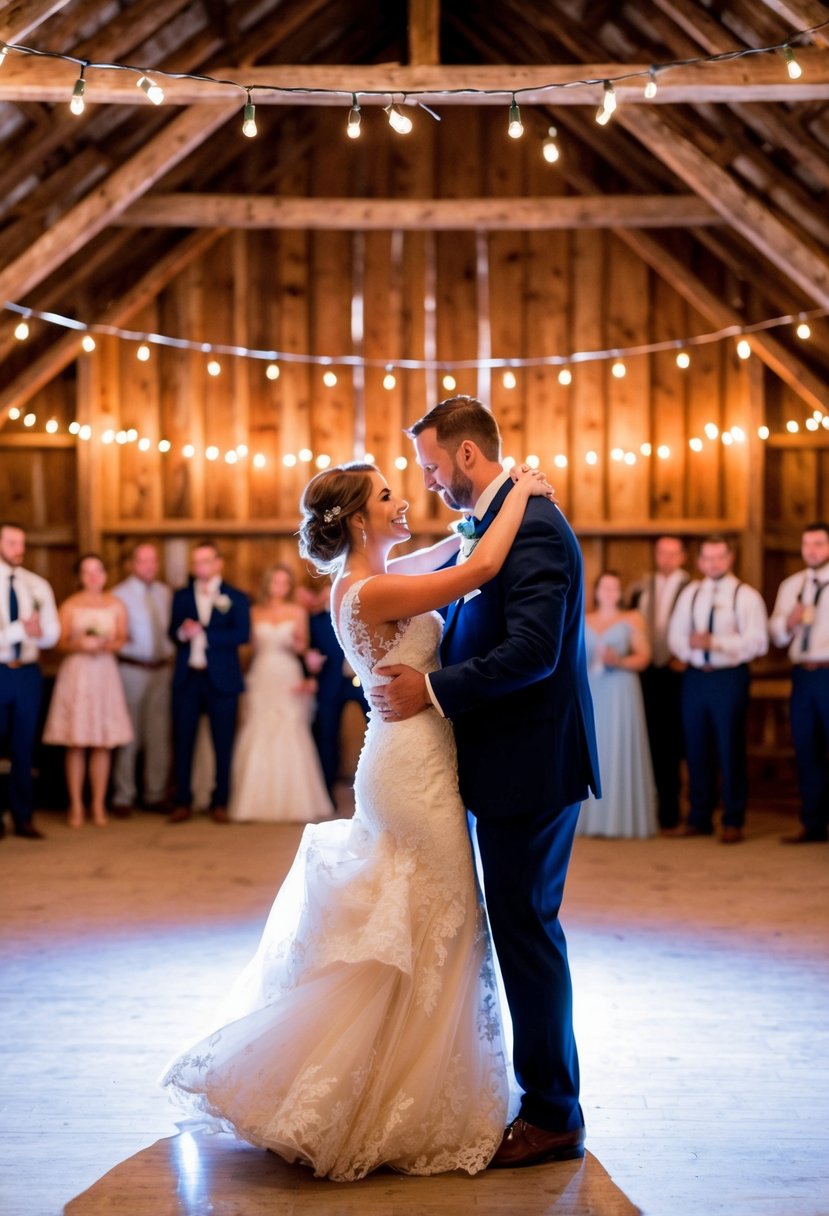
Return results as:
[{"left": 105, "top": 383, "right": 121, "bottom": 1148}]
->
[
  {"left": 161, "top": 579, "right": 510, "bottom": 1180},
  {"left": 228, "top": 618, "right": 333, "bottom": 823}
]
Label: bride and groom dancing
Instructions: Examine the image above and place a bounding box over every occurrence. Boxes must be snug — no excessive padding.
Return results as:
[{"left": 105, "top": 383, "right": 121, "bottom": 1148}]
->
[{"left": 162, "top": 395, "right": 600, "bottom": 1180}]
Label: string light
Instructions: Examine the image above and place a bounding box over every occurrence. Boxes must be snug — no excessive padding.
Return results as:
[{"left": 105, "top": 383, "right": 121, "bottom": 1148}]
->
[
  {"left": 241, "top": 90, "right": 257, "bottom": 138},
  {"left": 252, "top": 453, "right": 266, "bottom": 469},
  {"left": 137, "top": 343, "right": 151, "bottom": 361},
  {"left": 783, "top": 46, "right": 803, "bottom": 79},
  {"left": 138, "top": 437, "right": 151, "bottom": 451},
  {"left": 657, "top": 444, "right": 670, "bottom": 459},
  {"left": 158, "top": 439, "right": 171, "bottom": 452},
  {"left": 45, "top": 418, "right": 58, "bottom": 434},
  {"left": 758, "top": 425, "right": 770, "bottom": 440},
  {"left": 225, "top": 449, "right": 238, "bottom": 463},
  {"left": 383, "top": 369, "right": 396, "bottom": 390},
  {"left": 385, "top": 102, "right": 413, "bottom": 134},
  {"left": 676, "top": 350, "right": 690, "bottom": 368},
  {"left": 796, "top": 321, "right": 811, "bottom": 339},
  {"left": 542, "top": 126, "right": 559, "bottom": 163},
  {"left": 730, "top": 426, "right": 746, "bottom": 442},
  {"left": 346, "top": 94, "right": 361, "bottom": 139},
  {"left": 526, "top": 454, "right": 540, "bottom": 468},
  {"left": 236, "top": 443, "right": 248, "bottom": 457},
  {"left": 442, "top": 373, "right": 457, "bottom": 391},
  {"left": 205, "top": 445, "right": 219, "bottom": 460},
  {"left": 79, "top": 425, "right": 93, "bottom": 441},
  {"left": 69, "top": 421, "right": 80, "bottom": 434},
  {"left": 640, "top": 442, "right": 652, "bottom": 456},
  {"left": 786, "top": 420, "right": 799, "bottom": 433},
  {"left": 394, "top": 455, "right": 408, "bottom": 470},
  {"left": 508, "top": 95, "right": 523, "bottom": 139},
  {"left": 70, "top": 66, "right": 87, "bottom": 116},
  {"left": 611, "top": 360, "right": 626, "bottom": 378},
  {"left": 623, "top": 451, "right": 636, "bottom": 465},
  {"left": 81, "top": 334, "right": 96, "bottom": 352},
  {"left": 182, "top": 443, "right": 195, "bottom": 458},
  {"left": 206, "top": 359, "right": 221, "bottom": 376},
  {"left": 736, "top": 339, "right": 751, "bottom": 359},
  {"left": 316, "top": 454, "right": 332, "bottom": 469},
  {"left": 283, "top": 453, "right": 297, "bottom": 467},
  {"left": 610, "top": 447, "right": 624, "bottom": 462},
  {"left": 644, "top": 67, "right": 658, "bottom": 99},
  {"left": 596, "top": 81, "right": 616, "bottom": 126},
  {"left": 0, "top": 43, "right": 8, "bottom": 67},
  {"left": 299, "top": 448, "right": 313, "bottom": 462},
  {"left": 266, "top": 362, "right": 280, "bottom": 380},
  {"left": 554, "top": 454, "right": 568, "bottom": 468},
  {"left": 585, "top": 450, "right": 598, "bottom": 465},
  {"left": 558, "top": 368, "right": 572, "bottom": 386},
  {"left": 322, "top": 370, "right": 338, "bottom": 387},
  {"left": 689, "top": 437, "right": 703, "bottom": 452},
  {"left": 722, "top": 431, "right": 734, "bottom": 446},
  {"left": 704, "top": 422, "right": 719, "bottom": 440},
  {"left": 806, "top": 417, "right": 820, "bottom": 431},
  {"left": 14, "top": 320, "right": 29, "bottom": 341},
  {"left": 502, "top": 370, "right": 517, "bottom": 389},
  {"left": 137, "top": 74, "right": 164, "bottom": 105}
]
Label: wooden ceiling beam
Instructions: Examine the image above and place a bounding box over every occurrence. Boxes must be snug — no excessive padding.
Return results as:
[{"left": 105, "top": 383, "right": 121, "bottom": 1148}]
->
[
  {"left": 1, "top": 55, "right": 829, "bottom": 104},
  {"left": 0, "top": 0, "right": 70, "bottom": 41},
  {"left": 114, "top": 192, "right": 722, "bottom": 231},
  {"left": 408, "top": 0, "right": 440, "bottom": 65},
  {"left": 0, "top": 102, "right": 237, "bottom": 307},
  {"left": 756, "top": 0, "right": 829, "bottom": 47}
]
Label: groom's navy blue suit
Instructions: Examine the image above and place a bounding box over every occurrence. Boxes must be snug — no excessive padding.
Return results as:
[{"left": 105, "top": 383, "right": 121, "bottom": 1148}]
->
[{"left": 429, "top": 481, "right": 600, "bottom": 1134}]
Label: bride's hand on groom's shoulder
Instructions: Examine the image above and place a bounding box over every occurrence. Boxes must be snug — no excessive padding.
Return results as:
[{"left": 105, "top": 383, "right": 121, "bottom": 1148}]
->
[
  {"left": 509, "top": 463, "right": 560, "bottom": 505},
  {"left": 370, "top": 664, "right": 430, "bottom": 721}
]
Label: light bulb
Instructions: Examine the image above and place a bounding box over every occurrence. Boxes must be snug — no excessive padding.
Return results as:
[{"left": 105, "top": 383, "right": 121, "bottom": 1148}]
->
[
  {"left": 596, "top": 81, "right": 616, "bottom": 125},
  {"left": 784, "top": 46, "right": 802, "bottom": 80},
  {"left": 205, "top": 445, "right": 219, "bottom": 461},
  {"left": 116, "top": 430, "right": 128, "bottom": 445},
  {"left": 316, "top": 453, "right": 331, "bottom": 469},
  {"left": 69, "top": 421, "right": 80, "bottom": 434},
  {"left": 611, "top": 360, "right": 626, "bottom": 378},
  {"left": 502, "top": 370, "right": 517, "bottom": 389},
  {"left": 585, "top": 450, "right": 598, "bottom": 465},
  {"left": 14, "top": 320, "right": 29, "bottom": 341},
  {"left": 242, "top": 99, "right": 257, "bottom": 138},
  {"left": 299, "top": 448, "right": 313, "bottom": 462},
  {"left": 266, "top": 362, "right": 280, "bottom": 380},
  {"left": 786, "top": 420, "right": 799, "bottom": 433},
  {"left": 383, "top": 371, "right": 396, "bottom": 390},
  {"left": 442, "top": 373, "right": 456, "bottom": 391},
  {"left": 236, "top": 444, "right": 248, "bottom": 457},
  {"left": 0, "top": 44, "right": 8, "bottom": 67},
  {"left": 640, "top": 442, "right": 652, "bottom": 457},
  {"left": 758, "top": 425, "right": 770, "bottom": 440},
  {"left": 386, "top": 104, "right": 412, "bottom": 134},
  {"left": 101, "top": 428, "right": 114, "bottom": 444},
  {"left": 558, "top": 368, "right": 572, "bottom": 386},
  {"left": 704, "top": 422, "right": 719, "bottom": 440},
  {"left": 8, "top": 407, "right": 20, "bottom": 420},
  {"left": 731, "top": 426, "right": 746, "bottom": 442},
  {"left": 158, "top": 439, "right": 171, "bottom": 453},
  {"left": 796, "top": 321, "right": 811, "bottom": 340},
  {"left": 722, "top": 431, "right": 734, "bottom": 446},
  {"left": 676, "top": 350, "right": 690, "bottom": 369},
  {"left": 81, "top": 334, "right": 96, "bottom": 352},
  {"left": 137, "top": 343, "right": 151, "bottom": 362},
  {"left": 689, "top": 437, "right": 703, "bottom": 452},
  {"left": 508, "top": 98, "right": 523, "bottom": 139},
  {"left": 657, "top": 444, "right": 670, "bottom": 459},
  {"left": 347, "top": 96, "right": 361, "bottom": 139},
  {"left": 736, "top": 338, "right": 751, "bottom": 360},
  {"left": 644, "top": 68, "right": 658, "bottom": 99},
  {"left": 182, "top": 444, "right": 195, "bottom": 458},
  {"left": 623, "top": 451, "right": 636, "bottom": 465},
  {"left": 138, "top": 437, "right": 151, "bottom": 451},
  {"left": 394, "top": 456, "right": 408, "bottom": 470},
  {"left": 46, "top": 418, "right": 58, "bottom": 434},
  {"left": 225, "top": 450, "right": 238, "bottom": 464},
  {"left": 283, "top": 453, "right": 297, "bottom": 467},
  {"left": 806, "top": 417, "right": 820, "bottom": 431},
  {"left": 526, "top": 454, "right": 540, "bottom": 468},
  {"left": 610, "top": 447, "right": 624, "bottom": 462},
  {"left": 207, "top": 359, "right": 221, "bottom": 377},
  {"left": 253, "top": 453, "right": 266, "bottom": 469},
  {"left": 79, "top": 425, "right": 93, "bottom": 441},
  {"left": 70, "top": 74, "right": 86, "bottom": 116},
  {"left": 542, "top": 126, "right": 559, "bottom": 163},
  {"left": 554, "top": 454, "right": 568, "bottom": 468},
  {"left": 323, "top": 370, "right": 338, "bottom": 387},
  {"left": 137, "top": 74, "right": 164, "bottom": 105}
]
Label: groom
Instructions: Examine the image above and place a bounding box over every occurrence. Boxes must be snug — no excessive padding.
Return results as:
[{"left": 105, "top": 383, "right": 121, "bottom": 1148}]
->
[{"left": 374, "top": 396, "right": 600, "bottom": 1167}]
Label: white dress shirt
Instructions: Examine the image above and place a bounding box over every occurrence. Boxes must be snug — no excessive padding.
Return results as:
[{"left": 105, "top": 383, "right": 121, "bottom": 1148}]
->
[
  {"left": 186, "top": 575, "right": 222, "bottom": 669},
  {"left": 0, "top": 559, "right": 60, "bottom": 663},
  {"left": 113, "top": 575, "right": 174, "bottom": 662},
  {"left": 636, "top": 569, "right": 690, "bottom": 667},
  {"left": 668, "top": 573, "right": 769, "bottom": 668},
  {"left": 769, "top": 562, "right": 829, "bottom": 662}
]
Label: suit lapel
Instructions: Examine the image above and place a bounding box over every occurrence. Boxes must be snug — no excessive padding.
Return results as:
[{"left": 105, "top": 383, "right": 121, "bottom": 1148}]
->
[{"left": 440, "top": 483, "right": 513, "bottom": 653}]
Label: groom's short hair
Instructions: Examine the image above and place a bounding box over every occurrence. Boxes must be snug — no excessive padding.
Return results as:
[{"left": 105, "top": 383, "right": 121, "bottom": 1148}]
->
[{"left": 406, "top": 396, "right": 501, "bottom": 462}]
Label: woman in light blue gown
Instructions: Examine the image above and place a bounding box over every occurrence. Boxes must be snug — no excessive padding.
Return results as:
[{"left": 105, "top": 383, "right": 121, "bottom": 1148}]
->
[{"left": 577, "top": 571, "right": 657, "bottom": 839}]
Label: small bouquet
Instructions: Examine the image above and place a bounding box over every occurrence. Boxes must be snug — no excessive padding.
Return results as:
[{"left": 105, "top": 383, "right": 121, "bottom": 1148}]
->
[{"left": 214, "top": 593, "right": 232, "bottom": 614}]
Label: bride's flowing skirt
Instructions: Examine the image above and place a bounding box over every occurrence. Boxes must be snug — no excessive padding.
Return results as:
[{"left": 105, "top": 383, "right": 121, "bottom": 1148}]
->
[{"left": 161, "top": 810, "right": 510, "bottom": 1180}]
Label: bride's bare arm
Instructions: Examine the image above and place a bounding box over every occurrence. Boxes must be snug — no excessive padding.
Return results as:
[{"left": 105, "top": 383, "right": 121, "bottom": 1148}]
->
[
  {"left": 387, "top": 533, "right": 461, "bottom": 576},
  {"left": 357, "top": 471, "right": 551, "bottom": 625}
]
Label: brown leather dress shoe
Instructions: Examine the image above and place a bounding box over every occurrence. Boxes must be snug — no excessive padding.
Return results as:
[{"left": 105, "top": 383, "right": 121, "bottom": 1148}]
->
[
  {"left": 720, "top": 826, "right": 743, "bottom": 844},
  {"left": 489, "top": 1119, "right": 585, "bottom": 1168},
  {"left": 211, "top": 807, "right": 230, "bottom": 824},
  {"left": 167, "top": 806, "right": 192, "bottom": 824},
  {"left": 781, "top": 828, "right": 828, "bottom": 844}
]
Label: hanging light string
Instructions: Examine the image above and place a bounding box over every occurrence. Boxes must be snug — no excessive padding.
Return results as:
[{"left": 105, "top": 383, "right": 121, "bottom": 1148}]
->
[
  {"left": 3, "top": 299, "right": 827, "bottom": 374},
  {"left": 0, "top": 20, "right": 826, "bottom": 126}
]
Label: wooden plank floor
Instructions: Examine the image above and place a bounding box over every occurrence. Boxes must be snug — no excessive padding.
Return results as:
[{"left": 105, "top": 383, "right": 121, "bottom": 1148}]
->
[{"left": 1, "top": 795, "right": 828, "bottom": 1216}]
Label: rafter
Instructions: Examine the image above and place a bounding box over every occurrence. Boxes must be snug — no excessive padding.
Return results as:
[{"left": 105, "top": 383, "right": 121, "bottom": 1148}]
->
[
  {"left": 757, "top": 0, "right": 829, "bottom": 46},
  {"left": 1, "top": 54, "right": 829, "bottom": 104},
  {"left": 0, "top": 0, "right": 70, "bottom": 41},
  {"left": 114, "top": 192, "right": 722, "bottom": 231},
  {"left": 408, "top": 0, "right": 440, "bottom": 65}
]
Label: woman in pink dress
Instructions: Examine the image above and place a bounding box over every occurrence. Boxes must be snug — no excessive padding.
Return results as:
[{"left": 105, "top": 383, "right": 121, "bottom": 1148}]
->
[{"left": 43, "top": 553, "right": 133, "bottom": 827}]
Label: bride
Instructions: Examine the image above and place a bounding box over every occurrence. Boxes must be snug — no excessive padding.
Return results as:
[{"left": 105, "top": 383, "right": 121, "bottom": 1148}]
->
[{"left": 161, "top": 460, "right": 552, "bottom": 1180}]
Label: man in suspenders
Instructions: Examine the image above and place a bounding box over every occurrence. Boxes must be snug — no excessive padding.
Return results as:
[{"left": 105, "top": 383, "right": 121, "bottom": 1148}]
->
[
  {"left": 628, "top": 536, "right": 690, "bottom": 831},
  {"left": 769, "top": 521, "right": 829, "bottom": 843},
  {"left": 667, "top": 536, "right": 769, "bottom": 843}
]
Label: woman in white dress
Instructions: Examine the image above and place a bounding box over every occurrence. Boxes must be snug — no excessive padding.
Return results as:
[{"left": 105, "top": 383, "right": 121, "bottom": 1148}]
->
[
  {"left": 161, "top": 460, "right": 552, "bottom": 1180},
  {"left": 577, "top": 570, "right": 657, "bottom": 838},
  {"left": 228, "top": 564, "right": 333, "bottom": 823}
]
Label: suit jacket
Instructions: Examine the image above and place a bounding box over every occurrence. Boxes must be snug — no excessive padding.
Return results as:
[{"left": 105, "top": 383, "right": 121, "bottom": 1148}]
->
[
  {"left": 429, "top": 483, "right": 600, "bottom": 819},
  {"left": 169, "top": 581, "right": 250, "bottom": 694}
]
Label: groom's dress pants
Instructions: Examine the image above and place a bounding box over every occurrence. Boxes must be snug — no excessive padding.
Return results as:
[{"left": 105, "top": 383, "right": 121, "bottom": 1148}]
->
[{"left": 475, "top": 802, "right": 583, "bottom": 1133}]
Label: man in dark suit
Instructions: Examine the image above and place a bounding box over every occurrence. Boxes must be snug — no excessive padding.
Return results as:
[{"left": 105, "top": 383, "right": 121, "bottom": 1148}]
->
[
  {"left": 374, "top": 397, "right": 600, "bottom": 1168},
  {"left": 168, "top": 541, "right": 250, "bottom": 824}
]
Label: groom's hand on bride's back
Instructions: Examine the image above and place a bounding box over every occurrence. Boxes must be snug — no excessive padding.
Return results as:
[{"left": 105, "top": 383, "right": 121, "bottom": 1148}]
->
[{"left": 371, "top": 664, "right": 430, "bottom": 721}]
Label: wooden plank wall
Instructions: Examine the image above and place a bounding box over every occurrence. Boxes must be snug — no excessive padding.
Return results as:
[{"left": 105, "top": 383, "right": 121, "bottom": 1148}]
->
[{"left": 1, "top": 107, "right": 827, "bottom": 612}]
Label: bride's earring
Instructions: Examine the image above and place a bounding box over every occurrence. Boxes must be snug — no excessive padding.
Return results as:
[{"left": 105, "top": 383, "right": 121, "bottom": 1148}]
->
[{"left": 361, "top": 527, "right": 367, "bottom": 548}]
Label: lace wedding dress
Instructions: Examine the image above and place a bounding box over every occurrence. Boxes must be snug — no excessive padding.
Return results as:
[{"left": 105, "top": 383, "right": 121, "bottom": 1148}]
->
[{"left": 161, "top": 578, "right": 510, "bottom": 1180}]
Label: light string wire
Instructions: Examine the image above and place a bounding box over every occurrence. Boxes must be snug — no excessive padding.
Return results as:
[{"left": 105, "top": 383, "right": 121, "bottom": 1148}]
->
[
  {"left": 0, "top": 20, "right": 827, "bottom": 108},
  {"left": 3, "top": 300, "right": 827, "bottom": 371}
]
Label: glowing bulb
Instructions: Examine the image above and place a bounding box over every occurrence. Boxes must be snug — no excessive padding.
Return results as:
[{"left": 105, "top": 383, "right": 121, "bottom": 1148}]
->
[
  {"left": 542, "top": 126, "right": 559, "bottom": 163},
  {"left": 736, "top": 339, "right": 751, "bottom": 360},
  {"left": 242, "top": 97, "right": 257, "bottom": 138},
  {"left": 137, "top": 343, "right": 151, "bottom": 362},
  {"left": 386, "top": 103, "right": 412, "bottom": 134},
  {"left": 704, "top": 422, "right": 719, "bottom": 440},
  {"left": 0, "top": 44, "right": 8, "bottom": 67},
  {"left": 225, "top": 450, "right": 238, "bottom": 464},
  {"left": 182, "top": 444, "right": 195, "bottom": 458},
  {"left": 786, "top": 420, "right": 799, "bottom": 433},
  {"left": 207, "top": 360, "right": 221, "bottom": 377},
  {"left": 79, "top": 425, "right": 92, "bottom": 441},
  {"left": 596, "top": 81, "right": 616, "bottom": 125},
  {"left": 640, "top": 442, "right": 652, "bottom": 457},
  {"left": 758, "top": 425, "right": 770, "bottom": 440},
  {"left": 14, "top": 320, "right": 29, "bottom": 341},
  {"left": 205, "top": 445, "right": 219, "bottom": 461},
  {"left": 558, "top": 368, "right": 572, "bottom": 386},
  {"left": 316, "top": 453, "right": 331, "bottom": 469},
  {"left": 69, "top": 421, "right": 80, "bottom": 434},
  {"left": 364, "top": 452, "right": 375, "bottom": 464},
  {"left": 45, "top": 418, "right": 58, "bottom": 434},
  {"left": 101, "top": 428, "right": 114, "bottom": 444},
  {"left": 554, "top": 454, "right": 568, "bottom": 468},
  {"left": 689, "top": 437, "right": 703, "bottom": 452},
  {"left": 644, "top": 68, "right": 658, "bottom": 99},
  {"left": 158, "top": 438, "right": 171, "bottom": 452},
  {"left": 322, "top": 370, "right": 338, "bottom": 387},
  {"left": 81, "top": 334, "right": 96, "bottom": 353},
  {"left": 822, "top": 416, "right": 829, "bottom": 430},
  {"left": 116, "top": 430, "right": 128, "bottom": 445},
  {"left": 610, "top": 447, "right": 624, "bottom": 462},
  {"left": 502, "top": 370, "right": 517, "bottom": 389},
  {"left": 266, "top": 362, "right": 280, "bottom": 380},
  {"left": 347, "top": 96, "right": 361, "bottom": 139},
  {"left": 442, "top": 373, "right": 457, "bottom": 391},
  {"left": 657, "top": 444, "right": 670, "bottom": 459},
  {"left": 283, "top": 453, "right": 297, "bottom": 467},
  {"left": 503, "top": 456, "right": 516, "bottom": 471},
  {"left": 299, "top": 448, "right": 313, "bottom": 462},
  {"left": 137, "top": 75, "right": 164, "bottom": 105},
  {"left": 138, "top": 437, "right": 151, "bottom": 451},
  {"left": 70, "top": 74, "right": 86, "bottom": 116},
  {"left": 784, "top": 46, "right": 803, "bottom": 80},
  {"left": 508, "top": 97, "right": 523, "bottom": 139},
  {"left": 585, "top": 450, "right": 598, "bottom": 466},
  {"left": 8, "top": 407, "right": 20, "bottom": 420},
  {"left": 525, "top": 454, "right": 540, "bottom": 469},
  {"left": 796, "top": 322, "right": 811, "bottom": 340},
  {"left": 383, "top": 372, "right": 396, "bottom": 390},
  {"left": 127, "top": 428, "right": 138, "bottom": 442},
  {"left": 253, "top": 453, "right": 266, "bottom": 468},
  {"left": 623, "top": 451, "right": 636, "bottom": 465},
  {"left": 676, "top": 350, "right": 690, "bottom": 369},
  {"left": 611, "top": 361, "right": 626, "bottom": 379},
  {"left": 394, "top": 456, "right": 408, "bottom": 470},
  {"left": 730, "top": 426, "right": 746, "bottom": 443},
  {"left": 722, "top": 431, "right": 734, "bottom": 446},
  {"left": 806, "top": 417, "right": 820, "bottom": 432}
]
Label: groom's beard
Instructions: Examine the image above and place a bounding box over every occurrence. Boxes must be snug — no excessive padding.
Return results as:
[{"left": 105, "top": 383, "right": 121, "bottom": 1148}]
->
[{"left": 442, "top": 464, "right": 475, "bottom": 512}]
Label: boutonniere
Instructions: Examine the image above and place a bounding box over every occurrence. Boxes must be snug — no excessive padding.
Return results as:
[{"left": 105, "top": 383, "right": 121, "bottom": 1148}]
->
[
  {"left": 452, "top": 517, "right": 480, "bottom": 559},
  {"left": 214, "top": 592, "right": 232, "bottom": 614}
]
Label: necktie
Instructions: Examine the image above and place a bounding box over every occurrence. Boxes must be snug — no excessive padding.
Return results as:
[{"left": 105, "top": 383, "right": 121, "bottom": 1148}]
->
[
  {"left": 800, "top": 577, "right": 827, "bottom": 653},
  {"left": 8, "top": 572, "right": 22, "bottom": 660},
  {"left": 703, "top": 594, "right": 715, "bottom": 665}
]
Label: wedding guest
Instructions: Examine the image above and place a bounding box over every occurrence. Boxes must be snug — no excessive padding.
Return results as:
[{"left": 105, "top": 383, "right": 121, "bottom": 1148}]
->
[
  {"left": 667, "top": 536, "right": 768, "bottom": 844},
  {"left": 42, "top": 553, "right": 132, "bottom": 828},
  {"left": 229, "top": 564, "right": 332, "bottom": 823},
  {"left": 769, "top": 521, "right": 829, "bottom": 844},
  {"left": 628, "top": 536, "right": 690, "bottom": 830},
  {"left": 111, "top": 542, "right": 174, "bottom": 816},
  {"left": 296, "top": 582, "right": 368, "bottom": 795},
  {"left": 0, "top": 521, "right": 60, "bottom": 841},
  {"left": 168, "top": 541, "right": 250, "bottom": 825},
  {"left": 577, "top": 571, "right": 657, "bottom": 838}
]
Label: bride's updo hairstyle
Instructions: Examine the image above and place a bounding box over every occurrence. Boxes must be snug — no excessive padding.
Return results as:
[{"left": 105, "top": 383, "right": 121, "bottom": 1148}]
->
[{"left": 299, "top": 462, "right": 376, "bottom": 574}]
